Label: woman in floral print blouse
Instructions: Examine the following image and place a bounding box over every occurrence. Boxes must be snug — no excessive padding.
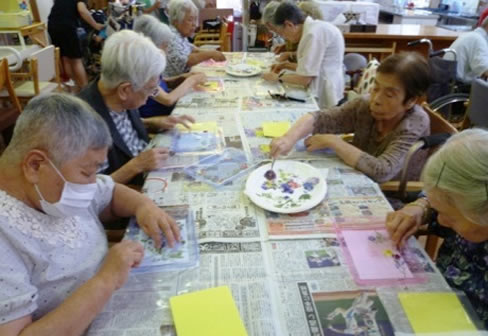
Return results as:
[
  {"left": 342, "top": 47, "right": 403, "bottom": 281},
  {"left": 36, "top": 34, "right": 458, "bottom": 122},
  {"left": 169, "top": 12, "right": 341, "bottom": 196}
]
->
[{"left": 387, "top": 129, "right": 488, "bottom": 328}]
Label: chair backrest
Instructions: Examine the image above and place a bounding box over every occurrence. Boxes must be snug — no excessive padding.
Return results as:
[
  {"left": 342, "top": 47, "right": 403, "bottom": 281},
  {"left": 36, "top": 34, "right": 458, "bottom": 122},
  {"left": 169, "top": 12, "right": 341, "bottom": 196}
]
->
[
  {"left": 466, "top": 77, "right": 488, "bottom": 128},
  {"left": 30, "top": 45, "right": 55, "bottom": 82},
  {"left": 199, "top": 8, "right": 233, "bottom": 26},
  {"left": 355, "top": 58, "right": 379, "bottom": 95},
  {"left": 0, "top": 58, "right": 22, "bottom": 114},
  {"left": 423, "top": 103, "right": 458, "bottom": 135}
]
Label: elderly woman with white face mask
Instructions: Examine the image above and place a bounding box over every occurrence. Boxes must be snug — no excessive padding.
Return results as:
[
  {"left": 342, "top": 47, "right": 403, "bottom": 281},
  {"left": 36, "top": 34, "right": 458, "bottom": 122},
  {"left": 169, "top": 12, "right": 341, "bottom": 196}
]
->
[
  {"left": 163, "top": 0, "right": 226, "bottom": 77},
  {"left": 133, "top": 14, "right": 207, "bottom": 118},
  {"left": 387, "top": 129, "right": 488, "bottom": 328},
  {"left": 0, "top": 93, "right": 180, "bottom": 335}
]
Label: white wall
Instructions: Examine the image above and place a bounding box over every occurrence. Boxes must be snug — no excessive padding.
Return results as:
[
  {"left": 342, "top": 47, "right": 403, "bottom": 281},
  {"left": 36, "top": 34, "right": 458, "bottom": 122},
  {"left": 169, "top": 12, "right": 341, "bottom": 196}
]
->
[{"left": 36, "top": 0, "right": 54, "bottom": 23}]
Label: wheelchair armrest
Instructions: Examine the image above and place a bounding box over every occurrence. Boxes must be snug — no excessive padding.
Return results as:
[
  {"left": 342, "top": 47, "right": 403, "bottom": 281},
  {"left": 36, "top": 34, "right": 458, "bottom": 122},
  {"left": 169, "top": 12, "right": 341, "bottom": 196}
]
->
[{"left": 419, "top": 133, "right": 452, "bottom": 149}]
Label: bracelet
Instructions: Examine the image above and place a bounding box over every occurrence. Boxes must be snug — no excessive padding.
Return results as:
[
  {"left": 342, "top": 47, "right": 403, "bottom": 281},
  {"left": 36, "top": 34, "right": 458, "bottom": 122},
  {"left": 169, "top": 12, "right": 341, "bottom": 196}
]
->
[{"left": 406, "top": 197, "right": 431, "bottom": 223}]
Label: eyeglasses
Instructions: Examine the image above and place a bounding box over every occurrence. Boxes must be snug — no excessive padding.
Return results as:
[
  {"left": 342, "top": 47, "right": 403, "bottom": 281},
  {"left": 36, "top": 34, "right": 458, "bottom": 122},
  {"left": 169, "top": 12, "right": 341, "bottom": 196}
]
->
[
  {"left": 142, "top": 85, "right": 160, "bottom": 97},
  {"left": 435, "top": 162, "right": 488, "bottom": 199}
]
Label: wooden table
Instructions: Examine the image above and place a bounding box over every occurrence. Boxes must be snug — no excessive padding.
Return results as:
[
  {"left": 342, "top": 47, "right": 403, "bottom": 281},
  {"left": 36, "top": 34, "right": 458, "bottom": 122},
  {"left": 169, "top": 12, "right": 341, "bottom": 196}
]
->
[{"left": 344, "top": 24, "right": 460, "bottom": 57}]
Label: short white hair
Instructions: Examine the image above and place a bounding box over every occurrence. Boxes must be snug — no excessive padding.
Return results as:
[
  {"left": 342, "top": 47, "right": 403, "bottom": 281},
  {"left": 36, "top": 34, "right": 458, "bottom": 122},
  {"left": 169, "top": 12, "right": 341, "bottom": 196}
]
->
[
  {"left": 262, "top": 1, "right": 280, "bottom": 25},
  {"left": 133, "top": 14, "right": 174, "bottom": 47},
  {"left": 100, "top": 30, "right": 166, "bottom": 89},
  {"left": 422, "top": 128, "right": 488, "bottom": 226},
  {"left": 1, "top": 93, "right": 111, "bottom": 166},
  {"left": 168, "top": 0, "right": 198, "bottom": 25}
]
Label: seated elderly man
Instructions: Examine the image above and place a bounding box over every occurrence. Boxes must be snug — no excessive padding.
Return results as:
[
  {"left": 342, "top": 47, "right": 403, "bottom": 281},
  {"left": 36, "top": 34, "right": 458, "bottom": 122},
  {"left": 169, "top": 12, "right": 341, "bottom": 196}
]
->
[
  {"left": 387, "top": 129, "right": 488, "bottom": 328},
  {"left": 163, "top": 0, "right": 226, "bottom": 77},
  {"left": 79, "top": 30, "right": 193, "bottom": 186},
  {"left": 0, "top": 93, "right": 179, "bottom": 335},
  {"left": 133, "top": 14, "right": 207, "bottom": 117},
  {"left": 262, "top": 2, "right": 345, "bottom": 108},
  {"left": 444, "top": 14, "right": 488, "bottom": 84}
]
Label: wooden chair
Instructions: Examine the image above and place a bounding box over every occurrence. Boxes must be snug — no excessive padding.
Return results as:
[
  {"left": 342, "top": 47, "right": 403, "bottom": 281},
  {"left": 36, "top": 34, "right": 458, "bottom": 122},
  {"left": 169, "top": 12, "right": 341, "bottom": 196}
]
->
[
  {"left": 345, "top": 41, "right": 396, "bottom": 61},
  {"left": 0, "top": 45, "right": 61, "bottom": 103},
  {"left": 194, "top": 21, "right": 231, "bottom": 52},
  {"left": 380, "top": 104, "right": 457, "bottom": 259},
  {"left": 0, "top": 58, "right": 22, "bottom": 147}
]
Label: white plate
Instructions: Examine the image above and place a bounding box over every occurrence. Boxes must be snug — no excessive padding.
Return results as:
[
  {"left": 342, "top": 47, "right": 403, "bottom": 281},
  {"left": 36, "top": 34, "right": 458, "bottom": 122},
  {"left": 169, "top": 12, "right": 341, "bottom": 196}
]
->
[
  {"left": 244, "top": 160, "right": 327, "bottom": 214},
  {"left": 226, "top": 64, "right": 262, "bottom": 77}
]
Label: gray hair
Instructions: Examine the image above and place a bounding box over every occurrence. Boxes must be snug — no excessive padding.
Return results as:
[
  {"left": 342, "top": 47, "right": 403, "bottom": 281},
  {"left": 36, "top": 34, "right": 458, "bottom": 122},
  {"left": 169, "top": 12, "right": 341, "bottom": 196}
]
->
[
  {"left": 100, "top": 30, "right": 166, "bottom": 90},
  {"left": 1, "top": 93, "right": 112, "bottom": 166},
  {"left": 168, "top": 0, "right": 198, "bottom": 25},
  {"left": 133, "top": 14, "right": 174, "bottom": 47},
  {"left": 298, "top": 1, "right": 323, "bottom": 20},
  {"left": 262, "top": 1, "right": 281, "bottom": 25},
  {"left": 422, "top": 128, "right": 488, "bottom": 226}
]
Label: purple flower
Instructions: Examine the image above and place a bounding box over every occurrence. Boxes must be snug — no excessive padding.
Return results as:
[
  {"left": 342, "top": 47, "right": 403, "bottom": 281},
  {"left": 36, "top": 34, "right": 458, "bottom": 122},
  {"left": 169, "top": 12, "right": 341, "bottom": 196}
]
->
[
  {"left": 445, "top": 265, "right": 460, "bottom": 279},
  {"left": 303, "top": 182, "right": 314, "bottom": 191}
]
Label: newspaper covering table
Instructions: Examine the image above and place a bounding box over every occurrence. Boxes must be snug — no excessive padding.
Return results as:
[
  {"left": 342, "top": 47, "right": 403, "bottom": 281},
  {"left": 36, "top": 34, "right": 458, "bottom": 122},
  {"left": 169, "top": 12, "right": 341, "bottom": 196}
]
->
[{"left": 86, "top": 53, "right": 452, "bottom": 336}]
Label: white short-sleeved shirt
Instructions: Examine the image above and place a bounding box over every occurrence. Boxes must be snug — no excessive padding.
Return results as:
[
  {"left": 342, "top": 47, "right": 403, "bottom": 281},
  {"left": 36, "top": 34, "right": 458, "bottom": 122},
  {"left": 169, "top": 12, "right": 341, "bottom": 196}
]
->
[
  {"left": 296, "top": 17, "right": 345, "bottom": 108},
  {"left": 445, "top": 27, "right": 488, "bottom": 83},
  {"left": 0, "top": 175, "right": 114, "bottom": 325}
]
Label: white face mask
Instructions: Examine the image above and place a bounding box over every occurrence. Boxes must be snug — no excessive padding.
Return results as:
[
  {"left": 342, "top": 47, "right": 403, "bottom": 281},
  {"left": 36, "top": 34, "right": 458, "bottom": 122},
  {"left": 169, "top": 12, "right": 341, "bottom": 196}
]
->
[{"left": 35, "top": 159, "right": 98, "bottom": 218}]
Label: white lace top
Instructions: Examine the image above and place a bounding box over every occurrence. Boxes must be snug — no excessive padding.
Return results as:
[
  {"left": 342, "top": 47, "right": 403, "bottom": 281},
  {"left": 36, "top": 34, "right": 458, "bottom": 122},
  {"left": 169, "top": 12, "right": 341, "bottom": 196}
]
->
[{"left": 0, "top": 175, "right": 114, "bottom": 325}]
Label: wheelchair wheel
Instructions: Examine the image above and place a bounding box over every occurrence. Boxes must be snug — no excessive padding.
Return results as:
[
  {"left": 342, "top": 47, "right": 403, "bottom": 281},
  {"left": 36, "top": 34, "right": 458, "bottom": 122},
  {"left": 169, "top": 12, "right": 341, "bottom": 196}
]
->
[{"left": 429, "top": 92, "right": 470, "bottom": 124}]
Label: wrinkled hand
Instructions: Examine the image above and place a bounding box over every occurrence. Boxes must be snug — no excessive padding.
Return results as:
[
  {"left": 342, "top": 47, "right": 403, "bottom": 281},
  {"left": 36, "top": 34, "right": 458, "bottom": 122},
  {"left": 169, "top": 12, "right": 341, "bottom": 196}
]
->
[
  {"left": 304, "top": 134, "right": 337, "bottom": 152},
  {"left": 272, "top": 43, "right": 286, "bottom": 54},
  {"left": 189, "top": 73, "right": 207, "bottom": 87},
  {"left": 133, "top": 147, "right": 170, "bottom": 172},
  {"left": 270, "top": 135, "right": 296, "bottom": 158},
  {"left": 96, "top": 240, "right": 144, "bottom": 290},
  {"left": 211, "top": 51, "right": 226, "bottom": 62},
  {"left": 155, "top": 115, "right": 195, "bottom": 130},
  {"left": 386, "top": 205, "right": 424, "bottom": 247},
  {"left": 135, "top": 201, "right": 181, "bottom": 249},
  {"left": 262, "top": 71, "right": 279, "bottom": 82},
  {"left": 277, "top": 52, "right": 293, "bottom": 62},
  {"left": 270, "top": 62, "right": 286, "bottom": 74}
]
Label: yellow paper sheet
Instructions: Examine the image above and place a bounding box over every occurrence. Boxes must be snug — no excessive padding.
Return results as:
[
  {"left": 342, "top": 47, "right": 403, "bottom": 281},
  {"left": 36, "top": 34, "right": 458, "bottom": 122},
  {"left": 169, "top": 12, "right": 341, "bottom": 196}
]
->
[
  {"left": 176, "top": 122, "right": 218, "bottom": 133},
  {"left": 398, "top": 292, "right": 477, "bottom": 333},
  {"left": 259, "top": 144, "right": 270, "bottom": 153},
  {"left": 262, "top": 121, "right": 291, "bottom": 138},
  {"left": 170, "top": 286, "right": 248, "bottom": 336}
]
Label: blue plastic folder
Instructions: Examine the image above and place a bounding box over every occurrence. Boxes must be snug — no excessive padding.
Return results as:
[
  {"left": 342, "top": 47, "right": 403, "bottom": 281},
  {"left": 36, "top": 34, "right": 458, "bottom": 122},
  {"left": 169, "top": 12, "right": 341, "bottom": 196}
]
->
[{"left": 170, "top": 286, "right": 248, "bottom": 336}]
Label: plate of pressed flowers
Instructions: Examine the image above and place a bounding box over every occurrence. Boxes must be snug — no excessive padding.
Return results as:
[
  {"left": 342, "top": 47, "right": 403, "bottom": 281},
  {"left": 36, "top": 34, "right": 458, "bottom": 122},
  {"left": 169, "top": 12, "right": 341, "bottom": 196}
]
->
[
  {"left": 244, "top": 160, "right": 327, "bottom": 214},
  {"left": 225, "top": 64, "right": 262, "bottom": 77}
]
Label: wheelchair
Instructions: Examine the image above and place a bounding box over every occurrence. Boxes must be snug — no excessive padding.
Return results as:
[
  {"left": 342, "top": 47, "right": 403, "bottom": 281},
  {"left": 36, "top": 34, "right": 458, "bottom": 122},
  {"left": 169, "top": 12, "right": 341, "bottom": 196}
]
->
[{"left": 408, "top": 39, "right": 470, "bottom": 127}]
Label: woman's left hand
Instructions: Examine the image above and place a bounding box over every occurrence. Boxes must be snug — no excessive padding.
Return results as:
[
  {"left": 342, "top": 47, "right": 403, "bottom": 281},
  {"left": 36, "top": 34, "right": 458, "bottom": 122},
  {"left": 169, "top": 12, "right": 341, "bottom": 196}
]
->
[
  {"left": 135, "top": 202, "right": 181, "bottom": 249},
  {"left": 262, "top": 71, "right": 279, "bottom": 82},
  {"left": 304, "top": 134, "right": 337, "bottom": 151},
  {"left": 156, "top": 115, "right": 195, "bottom": 130}
]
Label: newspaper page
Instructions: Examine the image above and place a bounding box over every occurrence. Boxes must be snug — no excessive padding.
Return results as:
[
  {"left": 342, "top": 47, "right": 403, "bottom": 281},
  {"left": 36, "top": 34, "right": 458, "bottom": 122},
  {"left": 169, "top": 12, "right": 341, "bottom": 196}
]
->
[
  {"left": 85, "top": 269, "right": 197, "bottom": 336},
  {"left": 196, "top": 241, "right": 283, "bottom": 336},
  {"left": 267, "top": 233, "right": 451, "bottom": 336}
]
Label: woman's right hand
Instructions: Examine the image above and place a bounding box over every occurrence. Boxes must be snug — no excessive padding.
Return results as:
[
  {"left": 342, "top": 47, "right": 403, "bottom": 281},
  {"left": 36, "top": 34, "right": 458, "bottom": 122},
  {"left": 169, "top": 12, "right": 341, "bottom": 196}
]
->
[
  {"left": 270, "top": 135, "right": 296, "bottom": 158},
  {"left": 189, "top": 73, "right": 207, "bottom": 86},
  {"left": 272, "top": 43, "right": 286, "bottom": 54},
  {"left": 386, "top": 204, "right": 424, "bottom": 247},
  {"left": 96, "top": 240, "right": 144, "bottom": 290},
  {"left": 210, "top": 51, "right": 226, "bottom": 62},
  {"left": 277, "top": 52, "right": 292, "bottom": 62},
  {"left": 132, "top": 147, "right": 170, "bottom": 172}
]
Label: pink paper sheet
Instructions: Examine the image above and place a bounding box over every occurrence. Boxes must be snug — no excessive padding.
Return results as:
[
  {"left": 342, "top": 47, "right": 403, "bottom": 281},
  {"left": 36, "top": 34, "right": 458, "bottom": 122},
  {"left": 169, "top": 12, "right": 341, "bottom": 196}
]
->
[{"left": 340, "top": 228, "right": 419, "bottom": 284}]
